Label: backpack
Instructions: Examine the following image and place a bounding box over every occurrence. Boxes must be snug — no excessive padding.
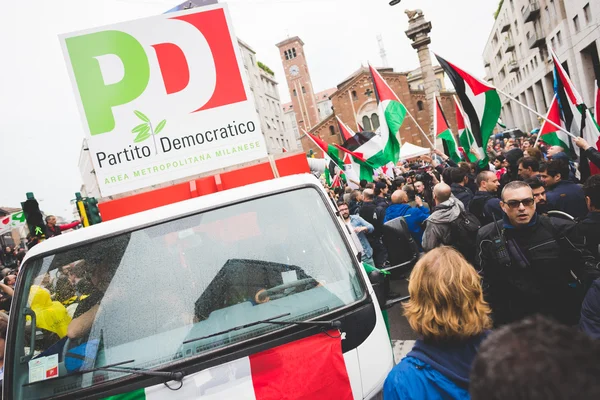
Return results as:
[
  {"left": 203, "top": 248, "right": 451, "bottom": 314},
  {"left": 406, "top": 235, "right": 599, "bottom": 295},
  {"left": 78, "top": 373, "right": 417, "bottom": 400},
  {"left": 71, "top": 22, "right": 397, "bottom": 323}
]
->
[{"left": 448, "top": 210, "right": 481, "bottom": 263}]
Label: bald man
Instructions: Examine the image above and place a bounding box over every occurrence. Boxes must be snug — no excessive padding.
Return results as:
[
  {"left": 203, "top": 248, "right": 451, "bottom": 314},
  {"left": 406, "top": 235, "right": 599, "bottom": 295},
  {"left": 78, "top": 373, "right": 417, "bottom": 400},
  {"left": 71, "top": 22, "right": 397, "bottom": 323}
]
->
[
  {"left": 384, "top": 190, "right": 430, "bottom": 247},
  {"left": 422, "top": 183, "right": 465, "bottom": 252}
]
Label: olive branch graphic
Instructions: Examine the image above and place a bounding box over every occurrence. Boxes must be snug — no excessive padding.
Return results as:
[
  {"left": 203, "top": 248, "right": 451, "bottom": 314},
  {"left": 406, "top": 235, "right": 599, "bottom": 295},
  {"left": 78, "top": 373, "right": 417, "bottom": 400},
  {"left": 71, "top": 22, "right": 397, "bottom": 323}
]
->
[{"left": 131, "top": 110, "right": 167, "bottom": 155}]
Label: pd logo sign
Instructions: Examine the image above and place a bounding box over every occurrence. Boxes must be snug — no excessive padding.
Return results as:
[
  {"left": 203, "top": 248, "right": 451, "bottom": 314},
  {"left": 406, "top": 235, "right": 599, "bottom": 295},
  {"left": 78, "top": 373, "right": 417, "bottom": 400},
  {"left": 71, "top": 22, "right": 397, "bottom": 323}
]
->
[{"left": 60, "top": 4, "right": 267, "bottom": 197}]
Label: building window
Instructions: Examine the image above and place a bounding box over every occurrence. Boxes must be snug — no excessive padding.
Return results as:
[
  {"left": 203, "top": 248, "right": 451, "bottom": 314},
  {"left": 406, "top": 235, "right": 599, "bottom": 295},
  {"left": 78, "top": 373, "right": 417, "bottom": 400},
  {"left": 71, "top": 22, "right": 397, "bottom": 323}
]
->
[
  {"left": 329, "top": 125, "right": 336, "bottom": 136},
  {"left": 551, "top": 37, "right": 556, "bottom": 49},
  {"left": 417, "top": 100, "right": 424, "bottom": 111},
  {"left": 291, "top": 48, "right": 297, "bottom": 58},
  {"left": 284, "top": 50, "right": 289, "bottom": 60},
  {"left": 371, "top": 113, "right": 380, "bottom": 130},
  {"left": 352, "top": 90, "right": 358, "bottom": 101},
  {"left": 573, "top": 15, "right": 580, "bottom": 32},
  {"left": 276, "top": 138, "right": 280, "bottom": 146},
  {"left": 293, "top": 89, "right": 297, "bottom": 97},
  {"left": 583, "top": 3, "right": 591, "bottom": 24},
  {"left": 302, "top": 86, "right": 306, "bottom": 94},
  {"left": 362, "top": 115, "right": 372, "bottom": 131},
  {"left": 557, "top": 31, "right": 562, "bottom": 46}
]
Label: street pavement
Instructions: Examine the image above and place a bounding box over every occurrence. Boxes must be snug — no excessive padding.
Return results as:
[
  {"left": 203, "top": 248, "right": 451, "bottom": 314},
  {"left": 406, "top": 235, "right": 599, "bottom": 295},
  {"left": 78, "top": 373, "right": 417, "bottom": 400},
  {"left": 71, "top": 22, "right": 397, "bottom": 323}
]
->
[{"left": 387, "top": 277, "right": 418, "bottom": 363}]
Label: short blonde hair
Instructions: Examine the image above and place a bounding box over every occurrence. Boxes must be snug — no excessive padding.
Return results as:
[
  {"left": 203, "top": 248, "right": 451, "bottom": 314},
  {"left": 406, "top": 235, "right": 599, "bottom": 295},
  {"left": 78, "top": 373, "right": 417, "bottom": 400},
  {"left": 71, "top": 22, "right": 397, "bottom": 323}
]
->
[{"left": 403, "top": 246, "right": 492, "bottom": 341}]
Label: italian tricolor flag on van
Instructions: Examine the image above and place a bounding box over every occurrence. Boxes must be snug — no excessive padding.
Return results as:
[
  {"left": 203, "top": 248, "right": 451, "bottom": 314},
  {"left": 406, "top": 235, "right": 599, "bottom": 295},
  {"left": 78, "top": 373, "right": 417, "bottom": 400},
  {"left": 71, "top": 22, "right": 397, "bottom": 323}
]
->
[{"left": 104, "top": 332, "right": 353, "bottom": 399}]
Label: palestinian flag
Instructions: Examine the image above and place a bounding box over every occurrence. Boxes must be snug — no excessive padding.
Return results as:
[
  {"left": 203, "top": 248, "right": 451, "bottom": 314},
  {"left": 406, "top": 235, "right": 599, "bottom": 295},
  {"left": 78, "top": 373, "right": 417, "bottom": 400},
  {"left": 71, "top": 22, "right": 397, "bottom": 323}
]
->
[
  {"left": 434, "top": 96, "right": 461, "bottom": 163},
  {"left": 335, "top": 139, "right": 376, "bottom": 182},
  {"left": 305, "top": 131, "right": 344, "bottom": 169},
  {"left": 336, "top": 116, "right": 355, "bottom": 141},
  {"left": 342, "top": 153, "right": 360, "bottom": 189},
  {"left": 358, "top": 64, "right": 404, "bottom": 167},
  {"left": 539, "top": 95, "right": 572, "bottom": 152},
  {"left": 435, "top": 54, "right": 501, "bottom": 166},
  {"left": 105, "top": 331, "right": 353, "bottom": 400},
  {"left": 552, "top": 49, "right": 600, "bottom": 178},
  {"left": 454, "top": 96, "right": 478, "bottom": 162}
]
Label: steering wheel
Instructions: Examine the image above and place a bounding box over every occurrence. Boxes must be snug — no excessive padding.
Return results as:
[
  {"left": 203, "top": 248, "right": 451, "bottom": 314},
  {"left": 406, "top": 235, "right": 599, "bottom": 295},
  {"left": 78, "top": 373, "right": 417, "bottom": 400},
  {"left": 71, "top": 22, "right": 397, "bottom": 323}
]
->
[{"left": 255, "top": 278, "right": 320, "bottom": 303}]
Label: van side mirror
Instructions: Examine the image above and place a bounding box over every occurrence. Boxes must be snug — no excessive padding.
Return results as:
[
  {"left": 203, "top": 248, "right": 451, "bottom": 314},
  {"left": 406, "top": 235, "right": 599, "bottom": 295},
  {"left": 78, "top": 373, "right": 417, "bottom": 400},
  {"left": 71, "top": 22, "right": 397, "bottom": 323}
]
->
[{"left": 368, "top": 269, "right": 388, "bottom": 309}]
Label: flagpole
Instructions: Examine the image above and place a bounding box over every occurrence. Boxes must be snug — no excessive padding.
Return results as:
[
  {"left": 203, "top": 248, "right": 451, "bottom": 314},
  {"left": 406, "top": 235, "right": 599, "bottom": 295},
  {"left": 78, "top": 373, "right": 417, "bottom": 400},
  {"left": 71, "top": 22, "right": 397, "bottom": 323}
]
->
[
  {"left": 495, "top": 88, "right": 578, "bottom": 140},
  {"left": 405, "top": 108, "right": 436, "bottom": 149}
]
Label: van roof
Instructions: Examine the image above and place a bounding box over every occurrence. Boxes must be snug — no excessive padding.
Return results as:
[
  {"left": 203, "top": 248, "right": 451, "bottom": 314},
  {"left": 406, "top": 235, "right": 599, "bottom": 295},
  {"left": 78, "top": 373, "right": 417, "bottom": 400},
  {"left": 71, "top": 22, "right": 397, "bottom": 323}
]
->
[{"left": 24, "top": 173, "right": 321, "bottom": 261}]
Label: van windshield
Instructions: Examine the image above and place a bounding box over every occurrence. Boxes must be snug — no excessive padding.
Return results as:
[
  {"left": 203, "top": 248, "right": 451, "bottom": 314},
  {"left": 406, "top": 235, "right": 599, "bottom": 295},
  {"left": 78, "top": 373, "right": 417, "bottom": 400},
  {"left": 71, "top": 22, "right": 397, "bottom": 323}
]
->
[{"left": 10, "top": 188, "right": 364, "bottom": 399}]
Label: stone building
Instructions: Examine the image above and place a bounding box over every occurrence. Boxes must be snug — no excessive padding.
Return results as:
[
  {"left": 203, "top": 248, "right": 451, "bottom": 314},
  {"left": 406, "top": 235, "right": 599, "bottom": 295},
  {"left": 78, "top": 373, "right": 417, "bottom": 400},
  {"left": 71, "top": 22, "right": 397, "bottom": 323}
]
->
[
  {"left": 483, "top": 0, "right": 600, "bottom": 132},
  {"left": 303, "top": 67, "right": 458, "bottom": 157}
]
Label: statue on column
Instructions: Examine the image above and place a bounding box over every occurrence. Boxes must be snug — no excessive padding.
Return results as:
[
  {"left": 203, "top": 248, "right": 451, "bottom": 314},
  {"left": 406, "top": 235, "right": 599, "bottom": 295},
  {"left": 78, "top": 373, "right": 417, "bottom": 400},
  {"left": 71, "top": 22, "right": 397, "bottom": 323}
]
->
[{"left": 404, "top": 9, "right": 424, "bottom": 22}]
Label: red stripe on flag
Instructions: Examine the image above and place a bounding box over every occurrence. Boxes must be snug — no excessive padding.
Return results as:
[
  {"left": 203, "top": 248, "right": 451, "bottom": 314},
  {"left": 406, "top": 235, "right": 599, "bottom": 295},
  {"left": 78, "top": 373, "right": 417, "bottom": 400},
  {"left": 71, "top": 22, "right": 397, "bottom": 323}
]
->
[
  {"left": 369, "top": 64, "right": 400, "bottom": 102},
  {"left": 306, "top": 132, "right": 330, "bottom": 154},
  {"left": 441, "top": 56, "right": 493, "bottom": 96},
  {"left": 540, "top": 95, "right": 561, "bottom": 136},
  {"left": 249, "top": 331, "right": 353, "bottom": 400},
  {"left": 435, "top": 97, "right": 450, "bottom": 135},
  {"left": 336, "top": 116, "right": 355, "bottom": 140},
  {"left": 552, "top": 51, "right": 580, "bottom": 105},
  {"left": 454, "top": 97, "right": 465, "bottom": 130},
  {"left": 333, "top": 143, "right": 366, "bottom": 162}
]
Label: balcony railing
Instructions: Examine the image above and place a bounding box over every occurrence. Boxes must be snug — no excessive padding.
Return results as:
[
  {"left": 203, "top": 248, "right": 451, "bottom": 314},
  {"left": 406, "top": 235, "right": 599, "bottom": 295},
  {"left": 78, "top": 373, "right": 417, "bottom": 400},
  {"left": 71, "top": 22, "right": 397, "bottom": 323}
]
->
[
  {"left": 507, "top": 59, "right": 519, "bottom": 73},
  {"left": 523, "top": 0, "right": 540, "bottom": 23},
  {"left": 527, "top": 30, "right": 545, "bottom": 49},
  {"left": 504, "top": 38, "right": 515, "bottom": 53}
]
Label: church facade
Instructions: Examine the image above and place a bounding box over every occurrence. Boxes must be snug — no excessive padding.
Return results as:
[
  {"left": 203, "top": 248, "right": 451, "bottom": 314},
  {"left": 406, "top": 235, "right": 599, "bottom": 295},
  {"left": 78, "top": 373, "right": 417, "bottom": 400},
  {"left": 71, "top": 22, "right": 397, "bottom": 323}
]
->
[{"left": 276, "top": 36, "right": 458, "bottom": 158}]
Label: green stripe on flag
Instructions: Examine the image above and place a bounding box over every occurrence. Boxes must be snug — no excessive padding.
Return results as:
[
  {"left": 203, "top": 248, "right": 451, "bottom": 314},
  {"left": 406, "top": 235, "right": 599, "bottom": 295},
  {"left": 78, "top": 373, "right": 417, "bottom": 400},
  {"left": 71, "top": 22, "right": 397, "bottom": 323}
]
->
[
  {"left": 438, "top": 129, "right": 461, "bottom": 163},
  {"left": 459, "top": 128, "right": 478, "bottom": 162},
  {"left": 480, "top": 91, "right": 502, "bottom": 158},
  {"left": 382, "top": 100, "right": 404, "bottom": 163}
]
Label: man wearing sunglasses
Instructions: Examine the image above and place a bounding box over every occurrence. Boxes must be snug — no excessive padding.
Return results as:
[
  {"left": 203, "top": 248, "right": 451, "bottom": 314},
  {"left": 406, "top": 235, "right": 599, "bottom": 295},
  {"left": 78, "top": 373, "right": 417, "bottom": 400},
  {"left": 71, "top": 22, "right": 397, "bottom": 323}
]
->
[{"left": 476, "top": 181, "right": 600, "bottom": 327}]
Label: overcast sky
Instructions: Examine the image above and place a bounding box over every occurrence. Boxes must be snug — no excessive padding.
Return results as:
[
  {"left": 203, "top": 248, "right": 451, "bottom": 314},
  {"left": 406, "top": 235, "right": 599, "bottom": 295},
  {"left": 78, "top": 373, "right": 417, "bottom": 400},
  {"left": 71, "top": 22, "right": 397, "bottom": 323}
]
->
[{"left": 0, "top": 0, "right": 497, "bottom": 218}]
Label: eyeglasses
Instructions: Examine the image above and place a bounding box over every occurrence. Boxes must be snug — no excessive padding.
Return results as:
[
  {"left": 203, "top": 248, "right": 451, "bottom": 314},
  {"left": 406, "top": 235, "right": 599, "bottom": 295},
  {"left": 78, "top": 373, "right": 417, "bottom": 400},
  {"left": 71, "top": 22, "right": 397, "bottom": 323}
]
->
[{"left": 503, "top": 198, "right": 535, "bottom": 209}]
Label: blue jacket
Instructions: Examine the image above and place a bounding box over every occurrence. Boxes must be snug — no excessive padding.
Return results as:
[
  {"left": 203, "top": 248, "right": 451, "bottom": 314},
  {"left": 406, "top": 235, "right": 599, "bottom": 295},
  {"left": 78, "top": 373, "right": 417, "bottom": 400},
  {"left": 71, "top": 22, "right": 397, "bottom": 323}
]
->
[
  {"left": 348, "top": 215, "right": 374, "bottom": 260},
  {"left": 384, "top": 204, "right": 429, "bottom": 246},
  {"left": 383, "top": 333, "right": 488, "bottom": 400},
  {"left": 581, "top": 278, "right": 600, "bottom": 339},
  {"left": 546, "top": 180, "right": 587, "bottom": 219}
]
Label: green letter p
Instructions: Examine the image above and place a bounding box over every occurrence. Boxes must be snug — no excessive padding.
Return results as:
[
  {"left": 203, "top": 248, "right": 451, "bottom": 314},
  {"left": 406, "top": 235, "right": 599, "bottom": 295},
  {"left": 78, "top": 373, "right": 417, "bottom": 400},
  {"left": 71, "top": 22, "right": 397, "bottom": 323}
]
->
[{"left": 65, "top": 30, "right": 149, "bottom": 136}]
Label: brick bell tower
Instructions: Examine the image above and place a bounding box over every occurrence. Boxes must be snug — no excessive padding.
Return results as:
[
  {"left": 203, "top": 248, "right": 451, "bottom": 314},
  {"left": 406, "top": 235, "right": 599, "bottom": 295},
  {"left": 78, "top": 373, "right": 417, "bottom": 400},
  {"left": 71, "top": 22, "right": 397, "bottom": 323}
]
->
[{"left": 276, "top": 37, "right": 320, "bottom": 135}]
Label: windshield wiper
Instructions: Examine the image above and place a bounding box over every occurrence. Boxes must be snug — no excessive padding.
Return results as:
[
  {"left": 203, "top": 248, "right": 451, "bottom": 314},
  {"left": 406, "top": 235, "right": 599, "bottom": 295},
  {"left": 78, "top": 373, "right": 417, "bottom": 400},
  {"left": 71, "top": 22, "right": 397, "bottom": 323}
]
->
[
  {"left": 76, "top": 359, "right": 185, "bottom": 382},
  {"left": 184, "top": 312, "right": 342, "bottom": 345}
]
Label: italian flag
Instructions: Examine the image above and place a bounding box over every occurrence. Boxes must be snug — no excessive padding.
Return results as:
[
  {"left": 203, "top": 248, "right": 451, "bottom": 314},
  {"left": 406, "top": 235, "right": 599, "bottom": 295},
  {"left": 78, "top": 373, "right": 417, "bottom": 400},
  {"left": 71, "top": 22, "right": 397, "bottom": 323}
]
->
[
  {"left": 104, "top": 331, "right": 353, "bottom": 400},
  {"left": 552, "top": 49, "right": 600, "bottom": 177},
  {"left": 538, "top": 94, "right": 571, "bottom": 152},
  {"left": 356, "top": 64, "right": 403, "bottom": 168},
  {"left": 305, "top": 131, "right": 344, "bottom": 169},
  {"left": 435, "top": 54, "right": 501, "bottom": 167},
  {"left": 335, "top": 117, "right": 376, "bottom": 181},
  {"left": 434, "top": 96, "right": 461, "bottom": 163},
  {"left": 455, "top": 96, "right": 478, "bottom": 162}
]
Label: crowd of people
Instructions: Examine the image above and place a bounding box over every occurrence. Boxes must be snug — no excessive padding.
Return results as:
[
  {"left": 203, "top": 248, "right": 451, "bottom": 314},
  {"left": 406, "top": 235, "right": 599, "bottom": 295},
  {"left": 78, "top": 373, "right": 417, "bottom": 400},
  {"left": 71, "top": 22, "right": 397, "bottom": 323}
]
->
[{"left": 324, "top": 133, "right": 600, "bottom": 399}]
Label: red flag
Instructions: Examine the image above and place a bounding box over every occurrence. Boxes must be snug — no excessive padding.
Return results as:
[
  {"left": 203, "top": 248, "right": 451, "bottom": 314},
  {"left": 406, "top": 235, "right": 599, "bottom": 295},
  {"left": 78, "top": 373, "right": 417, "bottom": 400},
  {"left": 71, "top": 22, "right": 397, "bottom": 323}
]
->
[
  {"left": 249, "top": 331, "right": 353, "bottom": 400},
  {"left": 336, "top": 116, "right": 355, "bottom": 141}
]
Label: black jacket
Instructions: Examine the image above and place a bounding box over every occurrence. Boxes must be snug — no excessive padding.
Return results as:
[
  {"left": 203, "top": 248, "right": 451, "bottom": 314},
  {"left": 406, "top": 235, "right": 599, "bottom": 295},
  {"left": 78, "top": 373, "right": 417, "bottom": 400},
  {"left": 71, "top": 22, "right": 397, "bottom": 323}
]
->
[
  {"left": 476, "top": 214, "right": 599, "bottom": 326},
  {"left": 469, "top": 191, "right": 502, "bottom": 226},
  {"left": 577, "top": 212, "right": 600, "bottom": 259},
  {"left": 584, "top": 147, "right": 600, "bottom": 169},
  {"left": 359, "top": 201, "right": 386, "bottom": 239},
  {"left": 450, "top": 183, "right": 474, "bottom": 210}
]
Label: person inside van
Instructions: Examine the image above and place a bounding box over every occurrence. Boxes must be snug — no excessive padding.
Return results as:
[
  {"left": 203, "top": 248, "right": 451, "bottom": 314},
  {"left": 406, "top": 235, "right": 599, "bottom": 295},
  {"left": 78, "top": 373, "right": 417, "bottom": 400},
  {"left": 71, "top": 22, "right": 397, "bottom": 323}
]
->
[{"left": 384, "top": 246, "right": 492, "bottom": 400}]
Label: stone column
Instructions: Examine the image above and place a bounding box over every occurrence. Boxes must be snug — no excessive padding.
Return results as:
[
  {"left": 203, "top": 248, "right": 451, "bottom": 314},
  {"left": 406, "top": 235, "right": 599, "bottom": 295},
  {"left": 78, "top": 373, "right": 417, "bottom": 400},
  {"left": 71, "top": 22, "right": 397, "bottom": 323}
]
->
[{"left": 405, "top": 11, "right": 437, "bottom": 142}]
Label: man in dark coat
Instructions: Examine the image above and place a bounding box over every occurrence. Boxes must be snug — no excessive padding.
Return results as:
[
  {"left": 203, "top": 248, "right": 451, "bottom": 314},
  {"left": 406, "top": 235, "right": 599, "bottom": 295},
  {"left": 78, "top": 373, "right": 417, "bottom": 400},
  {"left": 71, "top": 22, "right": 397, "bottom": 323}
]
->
[
  {"left": 476, "top": 181, "right": 599, "bottom": 327},
  {"left": 540, "top": 159, "right": 587, "bottom": 218}
]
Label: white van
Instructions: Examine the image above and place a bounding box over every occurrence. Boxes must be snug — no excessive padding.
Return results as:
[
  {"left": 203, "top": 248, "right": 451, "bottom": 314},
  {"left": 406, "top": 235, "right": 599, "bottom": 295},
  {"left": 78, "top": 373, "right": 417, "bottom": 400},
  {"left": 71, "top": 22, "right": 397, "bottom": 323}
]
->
[{"left": 5, "top": 174, "right": 404, "bottom": 399}]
